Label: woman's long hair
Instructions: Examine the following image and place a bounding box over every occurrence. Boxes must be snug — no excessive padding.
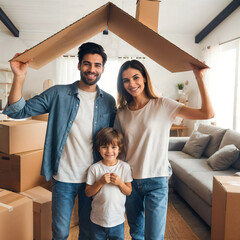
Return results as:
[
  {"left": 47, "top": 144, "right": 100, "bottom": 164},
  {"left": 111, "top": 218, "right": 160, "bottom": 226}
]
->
[{"left": 117, "top": 60, "right": 158, "bottom": 109}]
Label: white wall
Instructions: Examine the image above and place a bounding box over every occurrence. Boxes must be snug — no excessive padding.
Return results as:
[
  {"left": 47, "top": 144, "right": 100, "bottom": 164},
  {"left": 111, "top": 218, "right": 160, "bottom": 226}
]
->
[
  {"left": 199, "top": 8, "right": 240, "bottom": 50},
  {"left": 0, "top": 29, "right": 202, "bottom": 135},
  {"left": 1, "top": 7, "right": 239, "bottom": 135}
]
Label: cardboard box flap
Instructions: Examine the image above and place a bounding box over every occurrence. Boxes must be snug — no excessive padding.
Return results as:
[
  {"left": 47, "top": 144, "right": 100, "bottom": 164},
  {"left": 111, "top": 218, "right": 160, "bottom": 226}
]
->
[
  {"left": 10, "top": 2, "right": 207, "bottom": 72},
  {"left": 21, "top": 186, "right": 52, "bottom": 204},
  {"left": 11, "top": 3, "right": 109, "bottom": 69},
  {"left": 0, "top": 190, "right": 31, "bottom": 213},
  {"left": 218, "top": 176, "right": 240, "bottom": 193}
]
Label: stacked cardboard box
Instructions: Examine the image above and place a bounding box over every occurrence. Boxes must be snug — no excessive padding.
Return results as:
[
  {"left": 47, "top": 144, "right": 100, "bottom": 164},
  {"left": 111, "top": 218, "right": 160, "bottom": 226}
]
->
[
  {"left": 0, "top": 119, "right": 50, "bottom": 239},
  {"left": 21, "top": 186, "right": 52, "bottom": 240},
  {"left": 136, "top": 0, "right": 160, "bottom": 32},
  {"left": 0, "top": 189, "right": 33, "bottom": 240},
  {"left": 32, "top": 113, "right": 49, "bottom": 121},
  {"left": 211, "top": 176, "right": 240, "bottom": 240},
  {"left": 0, "top": 120, "right": 47, "bottom": 192}
]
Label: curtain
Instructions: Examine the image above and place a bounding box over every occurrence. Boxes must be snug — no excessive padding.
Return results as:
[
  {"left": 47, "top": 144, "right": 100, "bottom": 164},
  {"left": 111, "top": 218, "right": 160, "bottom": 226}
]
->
[
  {"left": 56, "top": 56, "right": 79, "bottom": 85},
  {"left": 201, "top": 39, "right": 240, "bottom": 130},
  {"left": 55, "top": 56, "right": 145, "bottom": 101}
]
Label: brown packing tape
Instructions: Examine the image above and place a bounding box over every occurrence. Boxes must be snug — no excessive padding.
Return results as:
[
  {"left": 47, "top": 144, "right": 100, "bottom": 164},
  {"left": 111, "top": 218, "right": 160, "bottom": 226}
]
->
[{"left": 10, "top": 2, "right": 208, "bottom": 72}]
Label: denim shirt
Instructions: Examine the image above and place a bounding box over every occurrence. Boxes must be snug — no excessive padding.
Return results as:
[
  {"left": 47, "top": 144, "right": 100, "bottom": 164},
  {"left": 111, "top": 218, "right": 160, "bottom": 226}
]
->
[{"left": 3, "top": 81, "right": 116, "bottom": 181}]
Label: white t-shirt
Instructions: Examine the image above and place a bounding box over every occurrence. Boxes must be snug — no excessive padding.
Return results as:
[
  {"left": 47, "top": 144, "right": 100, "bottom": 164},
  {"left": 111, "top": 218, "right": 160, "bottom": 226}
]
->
[
  {"left": 86, "top": 160, "right": 133, "bottom": 227},
  {"left": 114, "top": 97, "right": 183, "bottom": 179},
  {"left": 54, "top": 89, "right": 97, "bottom": 183}
]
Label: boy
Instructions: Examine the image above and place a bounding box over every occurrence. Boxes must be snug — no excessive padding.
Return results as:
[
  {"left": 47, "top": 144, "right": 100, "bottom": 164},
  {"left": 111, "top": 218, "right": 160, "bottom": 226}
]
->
[{"left": 86, "top": 128, "right": 132, "bottom": 240}]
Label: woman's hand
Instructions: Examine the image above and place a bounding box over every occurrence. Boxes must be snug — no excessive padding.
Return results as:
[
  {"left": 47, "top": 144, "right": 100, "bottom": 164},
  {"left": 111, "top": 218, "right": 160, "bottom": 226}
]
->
[{"left": 177, "top": 62, "right": 214, "bottom": 120}]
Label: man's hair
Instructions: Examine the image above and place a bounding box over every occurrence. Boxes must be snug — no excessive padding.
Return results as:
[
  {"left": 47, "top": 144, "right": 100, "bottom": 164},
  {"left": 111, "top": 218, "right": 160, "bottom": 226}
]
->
[
  {"left": 78, "top": 42, "right": 107, "bottom": 66},
  {"left": 95, "top": 128, "right": 124, "bottom": 152}
]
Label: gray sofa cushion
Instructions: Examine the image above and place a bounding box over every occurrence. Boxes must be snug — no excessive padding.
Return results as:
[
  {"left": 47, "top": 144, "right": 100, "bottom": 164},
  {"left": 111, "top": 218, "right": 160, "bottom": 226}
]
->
[
  {"left": 169, "top": 151, "right": 237, "bottom": 205},
  {"left": 219, "top": 130, "right": 240, "bottom": 170},
  {"left": 207, "top": 144, "right": 240, "bottom": 170},
  {"left": 197, "top": 123, "right": 227, "bottom": 157},
  {"left": 182, "top": 131, "right": 211, "bottom": 158}
]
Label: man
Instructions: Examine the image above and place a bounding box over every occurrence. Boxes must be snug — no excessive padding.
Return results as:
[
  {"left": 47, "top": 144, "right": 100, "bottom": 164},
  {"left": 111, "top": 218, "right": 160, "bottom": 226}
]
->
[{"left": 3, "top": 42, "right": 116, "bottom": 239}]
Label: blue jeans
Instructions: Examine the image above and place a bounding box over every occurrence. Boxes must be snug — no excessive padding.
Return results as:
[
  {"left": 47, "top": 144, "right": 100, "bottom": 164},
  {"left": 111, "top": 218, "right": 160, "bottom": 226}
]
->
[
  {"left": 91, "top": 222, "right": 124, "bottom": 240},
  {"left": 52, "top": 178, "right": 92, "bottom": 240},
  {"left": 126, "top": 177, "right": 168, "bottom": 240}
]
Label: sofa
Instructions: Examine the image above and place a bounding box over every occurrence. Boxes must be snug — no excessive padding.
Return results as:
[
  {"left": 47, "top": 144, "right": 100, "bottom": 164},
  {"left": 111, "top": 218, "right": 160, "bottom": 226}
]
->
[{"left": 168, "top": 123, "right": 240, "bottom": 226}]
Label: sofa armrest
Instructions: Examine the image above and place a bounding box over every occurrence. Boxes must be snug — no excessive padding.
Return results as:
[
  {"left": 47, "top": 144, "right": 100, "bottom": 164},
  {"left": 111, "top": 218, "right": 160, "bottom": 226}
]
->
[{"left": 168, "top": 137, "right": 189, "bottom": 151}]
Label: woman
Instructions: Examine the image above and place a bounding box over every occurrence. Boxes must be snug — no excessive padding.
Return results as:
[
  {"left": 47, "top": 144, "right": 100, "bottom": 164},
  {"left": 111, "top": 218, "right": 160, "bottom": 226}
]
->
[{"left": 114, "top": 60, "right": 214, "bottom": 240}]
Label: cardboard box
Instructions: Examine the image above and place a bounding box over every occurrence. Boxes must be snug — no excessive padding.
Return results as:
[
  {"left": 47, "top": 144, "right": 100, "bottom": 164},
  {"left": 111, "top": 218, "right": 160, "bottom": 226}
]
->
[
  {"left": 32, "top": 113, "right": 49, "bottom": 121},
  {"left": 0, "top": 119, "right": 47, "bottom": 154},
  {"left": 0, "top": 149, "right": 46, "bottom": 192},
  {"left": 136, "top": 0, "right": 160, "bottom": 32},
  {"left": 211, "top": 176, "right": 240, "bottom": 240},
  {"left": 10, "top": 2, "right": 207, "bottom": 73},
  {"left": 21, "top": 186, "right": 52, "bottom": 240},
  {"left": 0, "top": 189, "right": 33, "bottom": 240}
]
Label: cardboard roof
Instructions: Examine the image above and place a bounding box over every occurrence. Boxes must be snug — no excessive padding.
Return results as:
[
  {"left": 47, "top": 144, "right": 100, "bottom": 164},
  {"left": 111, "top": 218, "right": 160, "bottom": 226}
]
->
[{"left": 10, "top": 2, "right": 208, "bottom": 72}]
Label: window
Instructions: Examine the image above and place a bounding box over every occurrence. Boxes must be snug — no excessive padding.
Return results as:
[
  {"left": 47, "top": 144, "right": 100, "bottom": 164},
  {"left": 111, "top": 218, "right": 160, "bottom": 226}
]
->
[
  {"left": 203, "top": 39, "right": 240, "bottom": 131},
  {"left": 56, "top": 56, "right": 144, "bottom": 101}
]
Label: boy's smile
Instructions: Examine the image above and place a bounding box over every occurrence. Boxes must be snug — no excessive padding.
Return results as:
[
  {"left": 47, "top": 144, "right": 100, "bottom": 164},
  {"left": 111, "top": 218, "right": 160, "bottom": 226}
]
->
[{"left": 99, "top": 144, "right": 120, "bottom": 166}]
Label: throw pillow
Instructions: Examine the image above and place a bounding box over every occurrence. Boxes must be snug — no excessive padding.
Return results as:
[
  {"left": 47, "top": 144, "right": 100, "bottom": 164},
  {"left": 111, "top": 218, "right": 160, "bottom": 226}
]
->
[
  {"left": 219, "top": 129, "right": 240, "bottom": 170},
  {"left": 207, "top": 144, "right": 240, "bottom": 171},
  {"left": 182, "top": 131, "right": 211, "bottom": 158},
  {"left": 197, "top": 123, "right": 227, "bottom": 157}
]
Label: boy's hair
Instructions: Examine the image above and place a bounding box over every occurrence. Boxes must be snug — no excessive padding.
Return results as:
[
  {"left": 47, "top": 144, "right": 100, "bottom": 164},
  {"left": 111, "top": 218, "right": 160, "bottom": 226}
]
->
[
  {"left": 95, "top": 128, "right": 124, "bottom": 152},
  {"left": 78, "top": 42, "right": 107, "bottom": 66}
]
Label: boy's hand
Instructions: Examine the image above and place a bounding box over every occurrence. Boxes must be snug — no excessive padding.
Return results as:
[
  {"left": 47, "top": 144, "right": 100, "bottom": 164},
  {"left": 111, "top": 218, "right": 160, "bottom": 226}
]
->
[
  {"left": 100, "top": 173, "right": 111, "bottom": 184},
  {"left": 110, "top": 173, "right": 123, "bottom": 186}
]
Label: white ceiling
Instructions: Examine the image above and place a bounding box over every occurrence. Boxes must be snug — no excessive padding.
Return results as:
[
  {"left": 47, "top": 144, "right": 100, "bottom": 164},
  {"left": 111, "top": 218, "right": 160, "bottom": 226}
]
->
[{"left": 0, "top": 0, "right": 234, "bottom": 39}]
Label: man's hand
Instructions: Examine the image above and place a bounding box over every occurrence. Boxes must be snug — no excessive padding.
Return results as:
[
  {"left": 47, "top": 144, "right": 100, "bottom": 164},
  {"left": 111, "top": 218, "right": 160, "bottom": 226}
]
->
[{"left": 10, "top": 52, "right": 31, "bottom": 79}]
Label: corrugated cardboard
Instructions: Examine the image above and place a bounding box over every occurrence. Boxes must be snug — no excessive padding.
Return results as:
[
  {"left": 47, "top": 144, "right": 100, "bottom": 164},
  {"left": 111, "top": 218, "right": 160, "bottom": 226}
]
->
[
  {"left": 21, "top": 186, "right": 52, "bottom": 240},
  {"left": 0, "top": 149, "right": 46, "bottom": 192},
  {"left": 0, "top": 119, "right": 47, "bottom": 154},
  {"left": 136, "top": 0, "right": 160, "bottom": 32},
  {"left": 211, "top": 176, "right": 240, "bottom": 240},
  {"left": 0, "top": 189, "right": 33, "bottom": 240},
  {"left": 32, "top": 113, "right": 49, "bottom": 121},
  {"left": 10, "top": 2, "right": 207, "bottom": 73}
]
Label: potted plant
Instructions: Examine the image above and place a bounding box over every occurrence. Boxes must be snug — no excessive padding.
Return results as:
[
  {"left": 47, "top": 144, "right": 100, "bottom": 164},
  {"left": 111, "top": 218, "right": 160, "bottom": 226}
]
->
[{"left": 177, "top": 83, "right": 184, "bottom": 94}]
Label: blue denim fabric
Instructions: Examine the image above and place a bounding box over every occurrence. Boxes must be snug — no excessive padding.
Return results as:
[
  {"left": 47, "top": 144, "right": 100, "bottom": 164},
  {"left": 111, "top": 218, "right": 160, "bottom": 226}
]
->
[
  {"left": 52, "top": 178, "right": 92, "bottom": 240},
  {"left": 3, "top": 81, "right": 116, "bottom": 181},
  {"left": 125, "top": 177, "right": 168, "bottom": 240},
  {"left": 91, "top": 222, "right": 124, "bottom": 240}
]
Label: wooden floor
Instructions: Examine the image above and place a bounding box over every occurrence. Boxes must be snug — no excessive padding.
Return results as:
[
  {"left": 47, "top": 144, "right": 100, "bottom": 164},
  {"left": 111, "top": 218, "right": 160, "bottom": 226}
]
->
[{"left": 68, "top": 195, "right": 207, "bottom": 240}]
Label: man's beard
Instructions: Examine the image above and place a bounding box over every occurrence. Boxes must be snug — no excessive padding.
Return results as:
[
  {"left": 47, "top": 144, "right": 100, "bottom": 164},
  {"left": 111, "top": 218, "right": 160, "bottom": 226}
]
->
[{"left": 80, "top": 71, "right": 101, "bottom": 86}]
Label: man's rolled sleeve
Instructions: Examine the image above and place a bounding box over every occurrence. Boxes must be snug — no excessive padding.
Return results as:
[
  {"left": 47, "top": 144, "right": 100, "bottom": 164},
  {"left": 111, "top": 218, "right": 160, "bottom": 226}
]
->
[{"left": 3, "top": 97, "right": 25, "bottom": 115}]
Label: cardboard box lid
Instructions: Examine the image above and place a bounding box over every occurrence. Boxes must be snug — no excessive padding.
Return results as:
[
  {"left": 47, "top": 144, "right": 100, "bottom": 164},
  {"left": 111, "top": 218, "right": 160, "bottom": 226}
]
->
[
  {"left": 21, "top": 186, "right": 52, "bottom": 204},
  {"left": 0, "top": 119, "right": 46, "bottom": 127},
  {"left": 0, "top": 189, "right": 32, "bottom": 213},
  {"left": 21, "top": 186, "right": 52, "bottom": 213},
  {"left": 214, "top": 176, "right": 240, "bottom": 193},
  {"left": 10, "top": 2, "right": 207, "bottom": 73}
]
